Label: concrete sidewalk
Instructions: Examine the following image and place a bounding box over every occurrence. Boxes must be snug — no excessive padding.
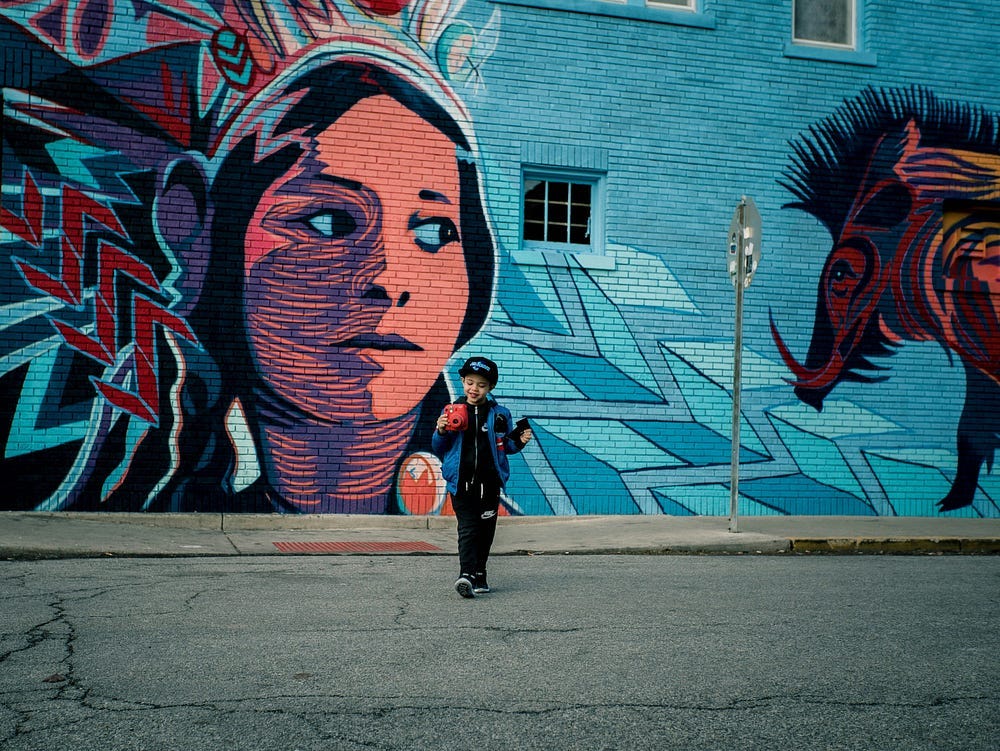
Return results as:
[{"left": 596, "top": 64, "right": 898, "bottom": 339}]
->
[{"left": 1, "top": 511, "right": 999, "bottom": 560}]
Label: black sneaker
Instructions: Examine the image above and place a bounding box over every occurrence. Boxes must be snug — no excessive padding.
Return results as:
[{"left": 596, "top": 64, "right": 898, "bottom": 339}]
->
[
  {"left": 455, "top": 575, "right": 475, "bottom": 598},
  {"left": 472, "top": 572, "right": 490, "bottom": 594}
]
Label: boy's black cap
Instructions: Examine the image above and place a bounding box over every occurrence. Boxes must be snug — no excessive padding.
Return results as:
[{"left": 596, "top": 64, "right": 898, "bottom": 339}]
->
[{"left": 458, "top": 356, "right": 499, "bottom": 386}]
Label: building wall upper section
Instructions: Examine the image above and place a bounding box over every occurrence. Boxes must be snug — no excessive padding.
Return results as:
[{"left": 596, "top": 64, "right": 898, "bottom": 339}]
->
[{"left": 1, "top": 1, "right": 998, "bottom": 517}]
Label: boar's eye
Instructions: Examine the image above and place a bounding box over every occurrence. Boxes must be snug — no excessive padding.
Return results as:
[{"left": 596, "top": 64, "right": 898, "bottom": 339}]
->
[
  {"left": 829, "top": 258, "right": 858, "bottom": 287},
  {"left": 823, "top": 243, "right": 877, "bottom": 328}
]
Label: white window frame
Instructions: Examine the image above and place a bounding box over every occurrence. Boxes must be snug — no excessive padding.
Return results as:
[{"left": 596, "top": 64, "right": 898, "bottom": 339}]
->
[
  {"left": 488, "top": 0, "right": 714, "bottom": 29},
  {"left": 521, "top": 167, "right": 606, "bottom": 257},
  {"left": 792, "top": 0, "right": 856, "bottom": 50},
  {"left": 784, "top": 0, "right": 874, "bottom": 65},
  {"left": 606, "top": 0, "right": 695, "bottom": 9},
  {"left": 645, "top": 0, "right": 695, "bottom": 10}
]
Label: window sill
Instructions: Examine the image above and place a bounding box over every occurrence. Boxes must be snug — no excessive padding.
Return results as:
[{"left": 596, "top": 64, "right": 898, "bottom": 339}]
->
[
  {"left": 783, "top": 42, "right": 877, "bottom": 67},
  {"left": 513, "top": 248, "right": 616, "bottom": 271},
  {"left": 490, "top": 0, "right": 716, "bottom": 29}
]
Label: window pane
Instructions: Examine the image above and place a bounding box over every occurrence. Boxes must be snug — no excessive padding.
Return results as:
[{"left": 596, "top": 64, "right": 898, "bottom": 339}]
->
[
  {"left": 569, "top": 221, "right": 590, "bottom": 245},
  {"left": 571, "top": 184, "right": 591, "bottom": 223},
  {"left": 794, "top": 0, "right": 850, "bottom": 45},
  {"left": 548, "top": 221, "right": 567, "bottom": 243},
  {"left": 524, "top": 180, "right": 545, "bottom": 200},
  {"left": 570, "top": 202, "right": 591, "bottom": 227},
  {"left": 569, "top": 184, "right": 592, "bottom": 245},
  {"left": 522, "top": 174, "right": 599, "bottom": 250},
  {"left": 524, "top": 221, "right": 545, "bottom": 241},
  {"left": 549, "top": 200, "right": 568, "bottom": 226},
  {"left": 524, "top": 179, "right": 546, "bottom": 242},
  {"left": 524, "top": 200, "right": 545, "bottom": 223},
  {"left": 548, "top": 181, "right": 568, "bottom": 244},
  {"left": 548, "top": 182, "right": 569, "bottom": 203}
]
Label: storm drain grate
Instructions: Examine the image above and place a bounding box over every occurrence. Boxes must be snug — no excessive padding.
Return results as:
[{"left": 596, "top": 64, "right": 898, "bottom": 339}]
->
[{"left": 272, "top": 541, "right": 444, "bottom": 554}]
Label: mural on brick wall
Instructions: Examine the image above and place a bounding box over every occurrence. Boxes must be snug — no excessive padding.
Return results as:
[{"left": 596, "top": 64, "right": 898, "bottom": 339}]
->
[
  {"left": 441, "top": 86, "right": 999, "bottom": 520},
  {"left": 1, "top": 3, "right": 998, "bottom": 517},
  {"left": 0, "top": 0, "right": 500, "bottom": 512},
  {"left": 770, "top": 88, "right": 1000, "bottom": 515}
]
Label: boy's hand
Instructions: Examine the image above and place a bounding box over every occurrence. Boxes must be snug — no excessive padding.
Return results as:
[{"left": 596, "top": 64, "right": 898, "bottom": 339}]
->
[
  {"left": 436, "top": 414, "right": 450, "bottom": 434},
  {"left": 518, "top": 428, "right": 533, "bottom": 446}
]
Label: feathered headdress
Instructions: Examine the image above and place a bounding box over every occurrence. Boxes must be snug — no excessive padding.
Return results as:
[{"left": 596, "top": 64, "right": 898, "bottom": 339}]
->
[{"left": 2, "top": 0, "right": 498, "bottom": 152}]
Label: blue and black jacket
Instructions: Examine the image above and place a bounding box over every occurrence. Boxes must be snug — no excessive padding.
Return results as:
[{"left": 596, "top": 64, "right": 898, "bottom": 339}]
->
[{"left": 431, "top": 395, "right": 525, "bottom": 496}]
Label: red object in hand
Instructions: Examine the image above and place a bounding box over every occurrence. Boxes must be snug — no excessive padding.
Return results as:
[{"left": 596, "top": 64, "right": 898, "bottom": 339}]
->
[
  {"left": 443, "top": 403, "right": 468, "bottom": 432},
  {"left": 354, "top": 0, "right": 411, "bottom": 15}
]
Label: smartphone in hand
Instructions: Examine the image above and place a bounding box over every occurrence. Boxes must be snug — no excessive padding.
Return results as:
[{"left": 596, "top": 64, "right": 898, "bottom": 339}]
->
[{"left": 511, "top": 417, "right": 530, "bottom": 441}]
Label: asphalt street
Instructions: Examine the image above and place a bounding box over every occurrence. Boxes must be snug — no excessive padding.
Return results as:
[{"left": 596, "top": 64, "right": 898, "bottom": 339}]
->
[{"left": 1, "top": 554, "right": 997, "bottom": 750}]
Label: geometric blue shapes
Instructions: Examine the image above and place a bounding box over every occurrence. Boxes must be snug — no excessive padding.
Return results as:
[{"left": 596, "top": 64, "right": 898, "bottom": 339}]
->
[
  {"left": 45, "top": 138, "right": 116, "bottom": 191},
  {"left": 533, "top": 418, "right": 683, "bottom": 472},
  {"left": 767, "top": 411, "right": 867, "bottom": 499},
  {"left": 572, "top": 268, "right": 662, "bottom": 398},
  {"left": 659, "top": 340, "right": 786, "bottom": 391},
  {"left": 534, "top": 424, "right": 640, "bottom": 514},
  {"left": 651, "top": 482, "right": 790, "bottom": 516},
  {"left": 626, "top": 420, "right": 769, "bottom": 466},
  {"left": 649, "top": 487, "right": 698, "bottom": 515},
  {"left": 504, "top": 451, "right": 553, "bottom": 515},
  {"left": 975, "top": 471, "right": 1000, "bottom": 519},
  {"left": 6, "top": 344, "right": 91, "bottom": 459},
  {"left": 0, "top": 304, "right": 61, "bottom": 363},
  {"left": 589, "top": 245, "right": 700, "bottom": 313},
  {"left": 862, "top": 450, "right": 981, "bottom": 518},
  {"left": 736, "top": 474, "right": 877, "bottom": 515},
  {"left": 768, "top": 399, "right": 901, "bottom": 439},
  {"left": 452, "top": 338, "right": 586, "bottom": 400},
  {"left": 536, "top": 347, "right": 662, "bottom": 403},
  {"left": 661, "top": 344, "right": 768, "bottom": 454},
  {"left": 497, "top": 260, "right": 571, "bottom": 336}
]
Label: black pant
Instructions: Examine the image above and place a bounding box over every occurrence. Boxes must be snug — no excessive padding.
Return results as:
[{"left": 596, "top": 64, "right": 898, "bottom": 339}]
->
[{"left": 453, "top": 479, "right": 500, "bottom": 576}]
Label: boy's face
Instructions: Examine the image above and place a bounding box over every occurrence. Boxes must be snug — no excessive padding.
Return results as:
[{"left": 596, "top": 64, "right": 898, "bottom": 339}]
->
[{"left": 462, "top": 374, "right": 492, "bottom": 405}]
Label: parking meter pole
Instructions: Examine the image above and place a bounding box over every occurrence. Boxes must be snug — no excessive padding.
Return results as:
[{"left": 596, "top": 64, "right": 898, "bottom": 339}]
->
[
  {"left": 726, "top": 195, "right": 759, "bottom": 534},
  {"left": 729, "top": 201, "right": 746, "bottom": 534}
]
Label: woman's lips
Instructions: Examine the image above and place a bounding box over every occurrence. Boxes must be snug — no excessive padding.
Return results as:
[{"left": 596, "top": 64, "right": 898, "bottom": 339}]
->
[{"left": 335, "top": 333, "right": 423, "bottom": 351}]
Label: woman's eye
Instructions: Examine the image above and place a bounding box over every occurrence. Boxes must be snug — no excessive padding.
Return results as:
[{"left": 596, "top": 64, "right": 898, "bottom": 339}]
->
[
  {"left": 301, "top": 209, "right": 357, "bottom": 239},
  {"left": 412, "top": 218, "right": 460, "bottom": 253}
]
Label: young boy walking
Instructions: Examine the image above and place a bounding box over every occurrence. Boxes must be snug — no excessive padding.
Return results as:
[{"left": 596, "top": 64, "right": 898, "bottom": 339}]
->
[{"left": 432, "top": 357, "right": 533, "bottom": 598}]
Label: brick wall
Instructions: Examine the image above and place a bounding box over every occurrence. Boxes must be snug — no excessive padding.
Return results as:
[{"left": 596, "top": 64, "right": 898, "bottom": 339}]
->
[{"left": 2, "top": 1, "right": 998, "bottom": 517}]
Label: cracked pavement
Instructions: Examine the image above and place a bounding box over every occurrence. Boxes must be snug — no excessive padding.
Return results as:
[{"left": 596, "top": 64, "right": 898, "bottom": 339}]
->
[{"left": 1, "top": 555, "right": 997, "bottom": 750}]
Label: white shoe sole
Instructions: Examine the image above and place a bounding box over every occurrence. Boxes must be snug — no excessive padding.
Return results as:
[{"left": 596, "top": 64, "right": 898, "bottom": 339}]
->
[{"left": 455, "top": 578, "right": 475, "bottom": 598}]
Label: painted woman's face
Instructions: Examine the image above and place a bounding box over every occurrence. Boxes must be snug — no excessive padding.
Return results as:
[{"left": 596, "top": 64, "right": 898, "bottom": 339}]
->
[{"left": 244, "top": 95, "right": 470, "bottom": 421}]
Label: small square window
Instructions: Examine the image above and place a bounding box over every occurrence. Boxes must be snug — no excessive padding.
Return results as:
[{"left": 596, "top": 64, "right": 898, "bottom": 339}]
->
[
  {"left": 522, "top": 171, "right": 603, "bottom": 254},
  {"left": 793, "top": 0, "right": 855, "bottom": 49}
]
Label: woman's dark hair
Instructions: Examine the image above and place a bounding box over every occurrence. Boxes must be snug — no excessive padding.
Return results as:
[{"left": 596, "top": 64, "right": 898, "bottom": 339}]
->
[{"left": 124, "top": 59, "right": 496, "bottom": 511}]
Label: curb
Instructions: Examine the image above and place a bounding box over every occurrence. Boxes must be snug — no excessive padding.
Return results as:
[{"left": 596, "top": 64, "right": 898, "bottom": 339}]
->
[
  {"left": 3, "top": 513, "right": 999, "bottom": 560},
  {"left": 788, "top": 538, "right": 1000, "bottom": 554}
]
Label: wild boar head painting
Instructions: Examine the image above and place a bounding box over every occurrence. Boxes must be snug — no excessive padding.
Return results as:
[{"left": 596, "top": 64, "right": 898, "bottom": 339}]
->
[{"left": 771, "top": 86, "right": 1000, "bottom": 512}]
